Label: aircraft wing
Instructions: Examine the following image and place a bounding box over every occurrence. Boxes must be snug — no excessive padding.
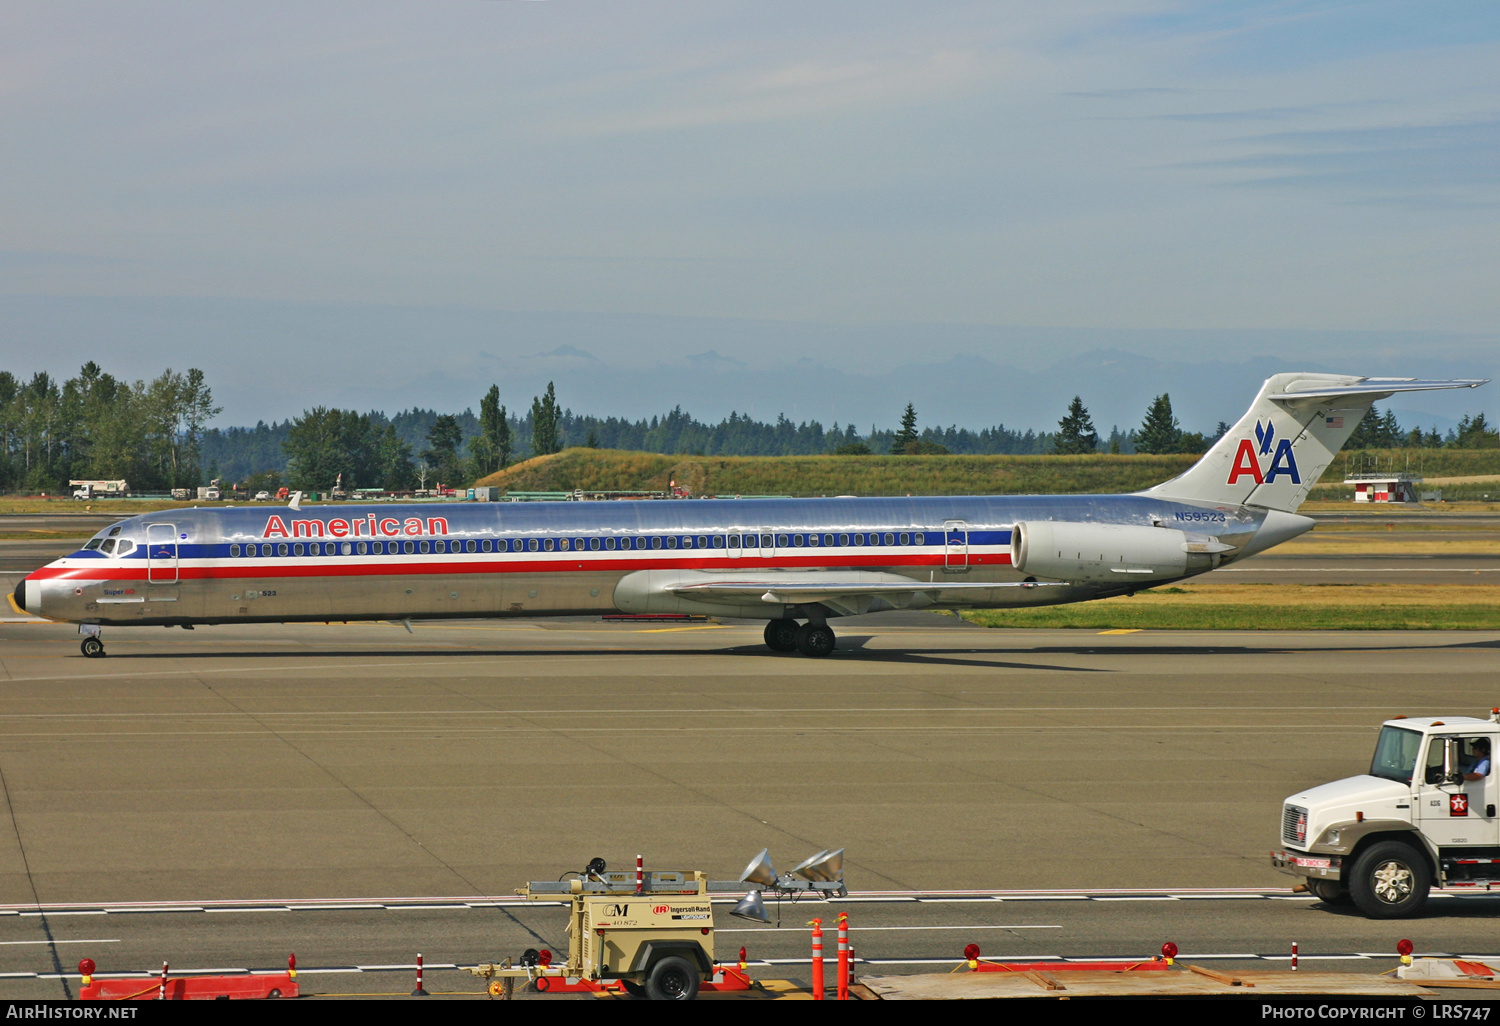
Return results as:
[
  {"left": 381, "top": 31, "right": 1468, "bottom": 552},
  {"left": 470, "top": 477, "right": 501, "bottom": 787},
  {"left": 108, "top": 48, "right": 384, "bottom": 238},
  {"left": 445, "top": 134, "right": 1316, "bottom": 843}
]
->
[{"left": 669, "top": 575, "right": 1065, "bottom": 613}]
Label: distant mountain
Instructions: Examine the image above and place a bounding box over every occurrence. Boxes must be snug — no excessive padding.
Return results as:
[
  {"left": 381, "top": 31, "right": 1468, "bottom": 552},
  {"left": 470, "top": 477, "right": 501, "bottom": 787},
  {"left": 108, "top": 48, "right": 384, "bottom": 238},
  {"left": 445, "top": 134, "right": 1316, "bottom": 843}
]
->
[{"left": 2, "top": 294, "right": 1492, "bottom": 433}]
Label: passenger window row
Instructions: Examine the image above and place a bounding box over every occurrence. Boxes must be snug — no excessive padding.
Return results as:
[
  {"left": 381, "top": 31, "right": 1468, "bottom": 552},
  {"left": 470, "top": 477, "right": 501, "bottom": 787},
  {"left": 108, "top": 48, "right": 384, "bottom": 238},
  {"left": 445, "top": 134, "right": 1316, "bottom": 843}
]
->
[{"left": 227, "top": 532, "right": 929, "bottom": 558}]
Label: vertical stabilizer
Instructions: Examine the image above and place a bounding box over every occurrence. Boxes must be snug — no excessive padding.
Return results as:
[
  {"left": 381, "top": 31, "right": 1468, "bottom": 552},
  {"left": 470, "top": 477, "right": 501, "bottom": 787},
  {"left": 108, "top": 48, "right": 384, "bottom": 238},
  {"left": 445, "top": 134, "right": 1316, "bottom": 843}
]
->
[{"left": 1142, "top": 374, "right": 1487, "bottom": 512}]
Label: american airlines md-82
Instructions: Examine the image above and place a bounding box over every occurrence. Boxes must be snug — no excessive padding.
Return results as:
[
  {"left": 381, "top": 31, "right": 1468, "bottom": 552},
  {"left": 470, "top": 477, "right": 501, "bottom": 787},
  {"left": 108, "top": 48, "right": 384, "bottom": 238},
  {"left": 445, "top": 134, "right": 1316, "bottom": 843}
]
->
[{"left": 13, "top": 373, "right": 1487, "bottom": 658}]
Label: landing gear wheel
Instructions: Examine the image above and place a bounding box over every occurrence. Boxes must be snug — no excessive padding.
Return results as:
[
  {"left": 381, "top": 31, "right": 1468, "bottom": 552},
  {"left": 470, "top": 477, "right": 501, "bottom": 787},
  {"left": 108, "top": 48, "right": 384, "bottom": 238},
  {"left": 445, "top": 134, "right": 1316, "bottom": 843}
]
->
[
  {"left": 80, "top": 637, "right": 105, "bottom": 659},
  {"left": 1349, "top": 841, "right": 1430, "bottom": 918},
  {"left": 795, "top": 623, "right": 836, "bottom": 657},
  {"left": 1308, "top": 879, "right": 1350, "bottom": 905},
  {"left": 644, "top": 955, "right": 699, "bottom": 1000},
  {"left": 763, "top": 618, "right": 799, "bottom": 652}
]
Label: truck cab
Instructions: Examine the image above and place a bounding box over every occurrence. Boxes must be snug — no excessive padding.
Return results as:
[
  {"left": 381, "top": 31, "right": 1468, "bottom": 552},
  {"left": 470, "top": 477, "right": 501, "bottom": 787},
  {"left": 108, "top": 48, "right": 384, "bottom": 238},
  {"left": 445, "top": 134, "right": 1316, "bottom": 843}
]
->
[{"left": 1272, "top": 710, "right": 1499, "bottom": 918}]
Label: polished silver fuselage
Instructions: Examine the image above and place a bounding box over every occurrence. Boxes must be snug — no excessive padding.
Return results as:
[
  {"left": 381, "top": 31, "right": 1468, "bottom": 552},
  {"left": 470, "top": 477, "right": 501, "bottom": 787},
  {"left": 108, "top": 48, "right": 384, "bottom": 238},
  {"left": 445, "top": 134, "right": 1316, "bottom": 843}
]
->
[{"left": 18, "top": 494, "right": 1302, "bottom": 628}]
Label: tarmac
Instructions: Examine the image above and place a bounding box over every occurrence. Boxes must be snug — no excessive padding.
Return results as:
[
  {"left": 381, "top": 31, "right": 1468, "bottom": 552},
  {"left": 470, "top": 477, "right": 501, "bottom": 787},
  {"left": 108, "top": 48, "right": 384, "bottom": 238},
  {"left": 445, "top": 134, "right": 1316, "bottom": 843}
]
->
[{"left": 0, "top": 510, "right": 1497, "bottom": 997}]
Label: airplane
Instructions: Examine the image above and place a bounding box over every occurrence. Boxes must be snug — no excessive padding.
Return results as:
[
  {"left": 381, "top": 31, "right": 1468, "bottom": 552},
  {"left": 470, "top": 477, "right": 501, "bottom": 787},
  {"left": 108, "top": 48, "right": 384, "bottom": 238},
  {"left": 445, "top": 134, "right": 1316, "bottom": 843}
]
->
[{"left": 12, "top": 373, "right": 1488, "bottom": 659}]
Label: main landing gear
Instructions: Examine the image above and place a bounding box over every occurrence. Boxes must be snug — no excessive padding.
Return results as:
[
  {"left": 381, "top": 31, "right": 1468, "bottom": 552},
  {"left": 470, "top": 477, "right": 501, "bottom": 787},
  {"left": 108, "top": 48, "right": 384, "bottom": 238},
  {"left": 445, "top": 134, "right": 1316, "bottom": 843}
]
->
[{"left": 763, "top": 618, "right": 836, "bottom": 658}]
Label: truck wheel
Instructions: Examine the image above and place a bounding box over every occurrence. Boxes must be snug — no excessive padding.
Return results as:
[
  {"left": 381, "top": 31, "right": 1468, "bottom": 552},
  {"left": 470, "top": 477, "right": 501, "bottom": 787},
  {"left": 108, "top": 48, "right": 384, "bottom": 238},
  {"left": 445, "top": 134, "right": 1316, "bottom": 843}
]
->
[
  {"left": 644, "top": 956, "right": 700, "bottom": 1000},
  {"left": 1349, "top": 841, "right": 1430, "bottom": 918}
]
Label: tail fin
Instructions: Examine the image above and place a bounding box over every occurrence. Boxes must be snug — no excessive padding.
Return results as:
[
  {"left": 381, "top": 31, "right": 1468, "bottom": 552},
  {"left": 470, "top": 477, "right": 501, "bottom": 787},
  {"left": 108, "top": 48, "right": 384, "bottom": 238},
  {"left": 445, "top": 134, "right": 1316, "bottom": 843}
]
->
[{"left": 1142, "top": 373, "right": 1487, "bottom": 512}]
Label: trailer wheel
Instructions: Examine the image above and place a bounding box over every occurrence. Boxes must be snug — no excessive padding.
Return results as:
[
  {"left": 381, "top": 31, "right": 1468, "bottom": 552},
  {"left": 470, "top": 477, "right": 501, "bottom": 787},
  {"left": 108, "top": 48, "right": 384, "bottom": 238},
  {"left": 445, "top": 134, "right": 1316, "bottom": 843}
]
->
[
  {"left": 644, "top": 956, "right": 699, "bottom": 1000},
  {"left": 1349, "top": 841, "right": 1430, "bottom": 918}
]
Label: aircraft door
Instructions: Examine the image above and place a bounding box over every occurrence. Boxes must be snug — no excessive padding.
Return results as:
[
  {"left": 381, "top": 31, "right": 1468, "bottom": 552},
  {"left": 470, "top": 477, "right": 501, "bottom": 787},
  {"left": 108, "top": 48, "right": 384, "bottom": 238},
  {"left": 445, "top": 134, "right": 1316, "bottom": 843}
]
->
[
  {"left": 146, "top": 523, "right": 179, "bottom": 584},
  {"left": 942, "top": 520, "right": 969, "bottom": 573},
  {"left": 1416, "top": 735, "right": 1499, "bottom": 847}
]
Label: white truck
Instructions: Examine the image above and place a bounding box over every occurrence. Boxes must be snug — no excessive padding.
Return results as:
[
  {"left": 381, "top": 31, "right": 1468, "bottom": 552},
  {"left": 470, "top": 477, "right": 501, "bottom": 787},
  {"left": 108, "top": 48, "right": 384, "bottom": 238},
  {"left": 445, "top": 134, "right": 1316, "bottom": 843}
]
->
[{"left": 1271, "top": 709, "right": 1499, "bottom": 918}]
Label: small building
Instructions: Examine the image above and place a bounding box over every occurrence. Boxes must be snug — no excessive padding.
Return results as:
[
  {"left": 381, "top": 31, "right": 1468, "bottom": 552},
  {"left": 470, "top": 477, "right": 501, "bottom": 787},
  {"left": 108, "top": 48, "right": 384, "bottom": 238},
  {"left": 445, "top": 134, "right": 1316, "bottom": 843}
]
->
[{"left": 1345, "top": 473, "right": 1421, "bottom": 503}]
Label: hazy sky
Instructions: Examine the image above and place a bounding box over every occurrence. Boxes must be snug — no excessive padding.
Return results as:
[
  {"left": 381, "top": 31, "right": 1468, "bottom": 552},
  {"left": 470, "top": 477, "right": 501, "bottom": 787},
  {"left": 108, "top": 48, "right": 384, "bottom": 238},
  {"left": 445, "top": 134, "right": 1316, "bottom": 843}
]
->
[{"left": 2, "top": 1, "right": 1496, "bottom": 430}]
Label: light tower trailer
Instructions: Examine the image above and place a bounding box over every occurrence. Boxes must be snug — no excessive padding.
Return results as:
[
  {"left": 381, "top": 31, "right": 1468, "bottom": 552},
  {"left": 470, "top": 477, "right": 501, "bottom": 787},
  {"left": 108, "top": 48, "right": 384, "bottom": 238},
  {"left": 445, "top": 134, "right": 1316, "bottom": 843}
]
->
[
  {"left": 470, "top": 864, "right": 844, "bottom": 999},
  {"left": 1271, "top": 710, "right": 1500, "bottom": 918}
]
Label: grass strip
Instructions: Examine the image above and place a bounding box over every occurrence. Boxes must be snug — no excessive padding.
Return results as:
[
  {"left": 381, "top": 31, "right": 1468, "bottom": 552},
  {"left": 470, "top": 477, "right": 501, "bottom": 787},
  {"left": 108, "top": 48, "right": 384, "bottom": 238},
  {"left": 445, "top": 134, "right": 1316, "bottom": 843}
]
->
[
  {"left": 960, "top": 583, "right": 1500, "bottom": 631},
  {"left": 962, "top": 605, "right": 1500, "bottom": 630}
]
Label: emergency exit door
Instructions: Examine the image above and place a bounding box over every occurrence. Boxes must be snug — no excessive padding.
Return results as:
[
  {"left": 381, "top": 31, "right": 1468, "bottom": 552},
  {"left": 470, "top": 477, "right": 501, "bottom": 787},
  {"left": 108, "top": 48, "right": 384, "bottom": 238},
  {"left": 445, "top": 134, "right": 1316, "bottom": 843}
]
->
[{"left": 146, "top": 523, "right": 179, "bottom": 584}]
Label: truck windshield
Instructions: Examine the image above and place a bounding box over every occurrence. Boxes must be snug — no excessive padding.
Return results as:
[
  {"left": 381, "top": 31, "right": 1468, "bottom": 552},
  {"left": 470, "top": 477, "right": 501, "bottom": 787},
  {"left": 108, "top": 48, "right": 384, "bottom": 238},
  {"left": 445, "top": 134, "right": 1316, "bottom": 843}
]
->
[{"left": 1370, "top": 725, "right": 1422, "bottom": 783}]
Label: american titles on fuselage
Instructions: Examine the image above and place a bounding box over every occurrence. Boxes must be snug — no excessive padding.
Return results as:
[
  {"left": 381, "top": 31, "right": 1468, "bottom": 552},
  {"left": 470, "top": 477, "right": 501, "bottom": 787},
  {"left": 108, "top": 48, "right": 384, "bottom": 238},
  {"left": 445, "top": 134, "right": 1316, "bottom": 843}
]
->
[{"left": 264, "top": 514, "right": 449, "bottom": 539}]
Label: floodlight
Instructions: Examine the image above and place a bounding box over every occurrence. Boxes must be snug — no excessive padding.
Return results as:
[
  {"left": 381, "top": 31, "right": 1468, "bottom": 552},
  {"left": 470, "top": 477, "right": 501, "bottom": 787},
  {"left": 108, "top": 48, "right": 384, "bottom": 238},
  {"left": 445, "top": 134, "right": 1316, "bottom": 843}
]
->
[
  {"left": 740, "top": 848, "right": 776, "bottom": 887},
  {"left": 791, "top": 848, "right": 844, "bottom": 883},
  {"left": 788, "top": 849, "right": 830, "bottom": 880},
  {"left": 731, "top": 890, "right": 771, "bottom": 925}
]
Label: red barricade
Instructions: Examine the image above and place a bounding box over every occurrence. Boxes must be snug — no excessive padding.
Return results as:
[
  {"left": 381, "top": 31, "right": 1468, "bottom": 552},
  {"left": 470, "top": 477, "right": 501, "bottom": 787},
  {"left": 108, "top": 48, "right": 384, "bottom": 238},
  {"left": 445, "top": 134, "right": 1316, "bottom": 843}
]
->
[{"left": 81, "top": 974, "right": 299, "bottom": 1000}]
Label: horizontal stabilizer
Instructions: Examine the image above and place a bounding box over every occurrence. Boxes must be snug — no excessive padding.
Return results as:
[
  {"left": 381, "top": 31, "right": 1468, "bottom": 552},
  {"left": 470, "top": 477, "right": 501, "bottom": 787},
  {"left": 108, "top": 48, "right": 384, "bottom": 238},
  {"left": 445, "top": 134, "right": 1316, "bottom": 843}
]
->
[{"left": 1266, "top": 378, "right": 1487, "bottom": 401}]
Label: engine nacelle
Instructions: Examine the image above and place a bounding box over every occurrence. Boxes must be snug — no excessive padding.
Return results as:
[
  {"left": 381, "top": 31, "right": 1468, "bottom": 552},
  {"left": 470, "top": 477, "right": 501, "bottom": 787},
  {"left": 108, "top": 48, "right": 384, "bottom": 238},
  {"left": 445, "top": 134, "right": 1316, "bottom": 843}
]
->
[{"left": 1010, "top": 520, "right": 1225, "bottom": 585}]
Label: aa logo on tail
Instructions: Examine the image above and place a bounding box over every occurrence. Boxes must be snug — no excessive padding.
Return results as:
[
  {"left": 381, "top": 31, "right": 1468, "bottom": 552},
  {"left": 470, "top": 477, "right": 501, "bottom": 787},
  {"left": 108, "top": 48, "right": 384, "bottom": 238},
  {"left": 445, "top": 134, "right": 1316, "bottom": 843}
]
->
[{"left": 1228, "top": 420, "right": 1300, "bottom": 485}]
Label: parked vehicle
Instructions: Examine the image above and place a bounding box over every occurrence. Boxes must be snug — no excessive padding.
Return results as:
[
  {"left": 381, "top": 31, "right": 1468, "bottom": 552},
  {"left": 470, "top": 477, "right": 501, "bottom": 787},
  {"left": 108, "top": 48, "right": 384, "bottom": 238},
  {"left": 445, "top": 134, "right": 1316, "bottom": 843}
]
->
[{"left": 1272, "top": 709, "right": 1500, "bottom": 917}]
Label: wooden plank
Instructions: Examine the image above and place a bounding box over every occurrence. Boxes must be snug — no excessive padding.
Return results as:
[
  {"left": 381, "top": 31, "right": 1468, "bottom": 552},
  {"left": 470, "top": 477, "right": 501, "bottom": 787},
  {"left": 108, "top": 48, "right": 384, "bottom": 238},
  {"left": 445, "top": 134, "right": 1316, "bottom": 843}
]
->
[
  {"left": 1023, "top": 969, "right": 1064, "bottom": 991},
  {"left": 1188, "top": 964, "right": 1252, "bottom": 987}
]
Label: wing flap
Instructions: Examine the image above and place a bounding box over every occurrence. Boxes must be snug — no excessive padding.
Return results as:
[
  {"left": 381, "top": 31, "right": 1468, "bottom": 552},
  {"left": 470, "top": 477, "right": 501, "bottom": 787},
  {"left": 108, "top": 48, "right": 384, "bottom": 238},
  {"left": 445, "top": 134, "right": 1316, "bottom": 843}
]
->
[{"left": 671, "top": 579, "right": 1064, "bottom": 605}]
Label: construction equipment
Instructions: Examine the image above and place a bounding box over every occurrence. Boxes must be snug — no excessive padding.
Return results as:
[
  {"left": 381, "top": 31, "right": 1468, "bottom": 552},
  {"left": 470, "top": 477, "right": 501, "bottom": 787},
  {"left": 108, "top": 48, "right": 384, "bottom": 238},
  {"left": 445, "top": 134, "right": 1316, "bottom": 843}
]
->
[{"left": 471, "top": 851, "right": 845, "bottom": 1000}]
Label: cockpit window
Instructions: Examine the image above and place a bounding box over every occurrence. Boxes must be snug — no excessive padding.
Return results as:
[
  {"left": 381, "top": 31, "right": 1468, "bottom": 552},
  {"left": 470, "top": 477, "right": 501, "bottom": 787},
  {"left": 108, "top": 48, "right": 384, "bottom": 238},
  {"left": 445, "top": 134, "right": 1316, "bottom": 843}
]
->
[
  {"left": 1370, "top": 725, "right": 1422, "bottom": 784},
  {"left": 116, "top": 540, "right": 134, "bottom": 556},
  {"left": 99, "top": 539, "right": 116, "bottom": 554},
  {"left": 84, "top": 539, "right": 102, "bottom": 550},
  {"left": 108, "top": 526, "right": 122, "bottom": 537}
]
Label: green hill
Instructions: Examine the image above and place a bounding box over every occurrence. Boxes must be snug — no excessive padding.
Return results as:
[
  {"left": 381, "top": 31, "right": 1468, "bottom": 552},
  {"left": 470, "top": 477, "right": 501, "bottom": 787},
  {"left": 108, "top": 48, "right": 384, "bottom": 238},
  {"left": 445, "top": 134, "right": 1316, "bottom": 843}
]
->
[
  {"left": 476, "top": 448, "right": 1201, "bottom": 497},
  {"left": 475, "top": 447, "right": 1500, "bottom": 499}
]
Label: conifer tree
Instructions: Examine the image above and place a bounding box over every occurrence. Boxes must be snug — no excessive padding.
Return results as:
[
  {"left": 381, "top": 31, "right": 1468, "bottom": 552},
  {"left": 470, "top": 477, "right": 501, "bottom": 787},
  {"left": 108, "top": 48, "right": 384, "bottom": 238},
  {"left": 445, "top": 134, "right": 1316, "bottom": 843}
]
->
[
  {"left": 890, "top": 403, "right": 919, "bottom": 454},
  {"left": 1135, "top": 393, "right": 1182, "bottom": 454},
  {"left": 1346, "top": 406, "right": 1383, "bottom": 449},
  {"left": 1053, "top": 396, "right": 1099, "bottom": 455},
  {"left": 530, "top": 382, "right": 559, "bottom": 456}
]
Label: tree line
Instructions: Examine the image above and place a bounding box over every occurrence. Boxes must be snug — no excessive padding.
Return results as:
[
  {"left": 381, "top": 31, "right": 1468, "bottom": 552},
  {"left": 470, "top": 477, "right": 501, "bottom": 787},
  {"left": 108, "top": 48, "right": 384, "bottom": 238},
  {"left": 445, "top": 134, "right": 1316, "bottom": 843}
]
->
[
  {"left": 1048, "top": 393, "right": 1498, "bottom": 456},
  {"left": 5, "top": 364, "right": 1495, "bottom": 494},
  {"left": 0, "top": 363, "right": 218, "bottom": 493}
]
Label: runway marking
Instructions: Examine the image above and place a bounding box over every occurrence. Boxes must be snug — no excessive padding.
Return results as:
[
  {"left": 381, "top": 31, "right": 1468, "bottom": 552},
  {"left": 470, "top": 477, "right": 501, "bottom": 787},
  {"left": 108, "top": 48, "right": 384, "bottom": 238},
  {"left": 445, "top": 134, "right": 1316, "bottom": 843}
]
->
[
  {"left": 0, "top": 939, "right": 117, "bottom": 946},
  {"left": 0, "top": 725, "right": 1392, "bottom": 739},
  {"left": 634, "top": 625, "right": 730, "bottom": 633},
  {"left": 1, "top": 887, "right": 1491, "bottom": 919},
  {"left": 0, "top": 705, "right": 1456, "bottom": 719},
  {"left": 1217, "top": 568, "right": 1500, "bottom": 573},
  {"left": 13, "top": 951, "right": 1500, "bottom": 980},
  {"left": 1098, "top": 629, "right": 1141, "bottom": 635},
  {"left": 718, "top": 924, "right": 1062, "bottom": 933}
]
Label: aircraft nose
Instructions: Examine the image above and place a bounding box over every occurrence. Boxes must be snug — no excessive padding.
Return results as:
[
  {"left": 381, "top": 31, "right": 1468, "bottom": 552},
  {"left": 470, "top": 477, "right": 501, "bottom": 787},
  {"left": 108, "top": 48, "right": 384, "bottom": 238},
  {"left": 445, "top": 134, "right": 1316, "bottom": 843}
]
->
[{"left": 12, "top": 578, "right": 26, "bottom": 613}]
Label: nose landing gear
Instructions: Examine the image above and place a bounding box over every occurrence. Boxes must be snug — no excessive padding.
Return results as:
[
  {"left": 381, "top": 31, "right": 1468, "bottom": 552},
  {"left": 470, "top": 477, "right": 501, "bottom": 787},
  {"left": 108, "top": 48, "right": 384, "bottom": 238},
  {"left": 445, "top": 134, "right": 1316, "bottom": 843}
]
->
[{"left": 80, "top": 636, "right": 106, "bottom": 658}]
